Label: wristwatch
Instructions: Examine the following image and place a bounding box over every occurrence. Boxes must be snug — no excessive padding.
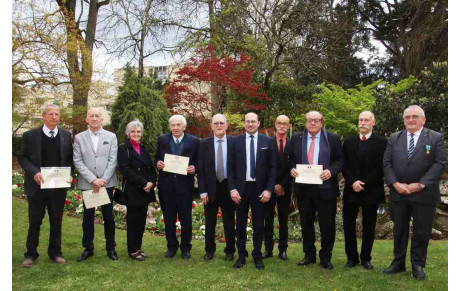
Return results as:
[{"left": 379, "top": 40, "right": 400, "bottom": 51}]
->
[{"left": 420, "top": 183, "right": 426, "bottom": 190}]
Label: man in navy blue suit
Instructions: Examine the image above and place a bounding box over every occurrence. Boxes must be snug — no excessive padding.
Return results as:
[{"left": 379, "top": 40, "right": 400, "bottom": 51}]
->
[
  {"left": 228, "top": 112, "right": 277, "bottom": 270},
  {"left": 155, "top": 114, "right": 199, "bottom": 260},
  {"left": 290, "top": 111, "right": 344, "bottom": 270},
  {"left": 197, "top": 114, "right": 236, "bottom": 261}
]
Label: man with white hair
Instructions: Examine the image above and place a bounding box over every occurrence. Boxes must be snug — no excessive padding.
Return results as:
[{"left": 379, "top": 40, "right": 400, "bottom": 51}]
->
[
  {"left": 73, "top": 108, "right": 119, "bottom": 262},
  {"left": 383, "top": 105, "right": 446, "bottom": 280},
  {"left": 155, "top": 114, "right": 199, "bottom": 260},
  {"left": 342, "top": 111, "right": 387, "bottom": 270}
]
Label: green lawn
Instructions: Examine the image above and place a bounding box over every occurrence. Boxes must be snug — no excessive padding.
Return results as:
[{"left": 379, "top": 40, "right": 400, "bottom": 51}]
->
[{"left": 12, "top": 197, "right": 448, "bottom": 290}]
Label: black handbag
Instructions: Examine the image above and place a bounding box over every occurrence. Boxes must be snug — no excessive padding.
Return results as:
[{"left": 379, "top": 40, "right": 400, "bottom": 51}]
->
[{"left": 114, "top": 147, "right": 129, "bottom": 205}]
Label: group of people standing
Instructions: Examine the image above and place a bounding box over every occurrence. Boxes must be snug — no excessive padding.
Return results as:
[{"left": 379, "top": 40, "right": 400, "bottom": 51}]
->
[{"left": 18, "top": 104, "right": 446, "bottom": 281}]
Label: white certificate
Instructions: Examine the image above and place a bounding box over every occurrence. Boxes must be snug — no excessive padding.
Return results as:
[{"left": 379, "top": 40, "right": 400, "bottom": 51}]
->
[
  {"left": 40, "top": 167, "right": 71, "bottom": 189},
  {"left": 295, "top": 164, "right": 323, "bottom": 185},
  {"left": 163, "top": 154, "right": 189, "bottom": 175},
  {"left": 82, "top": 187, "right": 111, "bottom": 209}
]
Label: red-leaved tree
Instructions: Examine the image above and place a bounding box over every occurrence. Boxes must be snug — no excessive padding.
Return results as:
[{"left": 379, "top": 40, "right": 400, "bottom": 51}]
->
[{"left": 164, "top": 45, "right": 269, "bottom": 137}]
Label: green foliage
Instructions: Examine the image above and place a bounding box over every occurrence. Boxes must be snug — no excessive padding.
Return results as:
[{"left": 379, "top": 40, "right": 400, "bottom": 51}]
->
[
  {"left": 312, "top": 82, "right": 380, "bottom": 138},
  {"left": 372, "top": 62, "right": 448, "bottom": 139},
  {"left": 110, "top": 65, "right": 170, "bottom": 156},
  {"left": 224, "top": 112, "right": 244, "bottom": 134},
  {"left": 12, "top": 136, "right": 22, "bottom": 157}
]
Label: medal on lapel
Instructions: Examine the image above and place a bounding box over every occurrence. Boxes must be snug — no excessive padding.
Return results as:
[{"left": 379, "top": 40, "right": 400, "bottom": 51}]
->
[{"left": 425, "top": 145, "right": 431, "bottom": 155}]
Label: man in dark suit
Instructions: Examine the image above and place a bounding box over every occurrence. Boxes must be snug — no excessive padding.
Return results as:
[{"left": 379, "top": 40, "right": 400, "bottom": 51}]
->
[
  {"left": 342, "top": 111, "right": 387, "bottom": 270},
  {"left": 18, "top": 104, "right": 73, "bottom": 267},
  {"left": 262, "top": 115, "right": 292, "bottom": 261},
  {"left": 197, "top": 114, "right": 236, "bottom": 261},
  {"left": 228, "top": 112, "right": 277, "bottom": 270},
  {"left": 155, "top": 114, "right": 199, "bottom": 260},
  {"left": 383, "top": 105, "right": 446, "bottom": 280},
  {"left": 290, "top": 111, "right": 344, "bottom": 270}
]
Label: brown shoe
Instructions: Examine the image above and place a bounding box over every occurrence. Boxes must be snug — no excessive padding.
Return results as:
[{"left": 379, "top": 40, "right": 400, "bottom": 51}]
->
[
  {"left": 21, "top": 258, "right": 34, "bottom": 267},
  {"left": 51, "top": 256, "right": 66, "bottom": 264}
]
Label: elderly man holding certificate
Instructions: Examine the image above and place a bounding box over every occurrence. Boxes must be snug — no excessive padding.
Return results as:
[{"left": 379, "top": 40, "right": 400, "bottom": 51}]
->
[
  {"left": 155, "top": 114, "right": 199, "bottom": 260},
  {"left": 290, "top": 111, "right": 344, "bottom": 270}
]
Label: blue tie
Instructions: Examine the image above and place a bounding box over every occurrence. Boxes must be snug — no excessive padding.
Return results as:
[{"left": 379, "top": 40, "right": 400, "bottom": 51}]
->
[
  {"left": 408, "top": 133, "right": 415, "bottom": 158},
  {"left": 250, "top": 135, "right": 255, "bottom": 179}
]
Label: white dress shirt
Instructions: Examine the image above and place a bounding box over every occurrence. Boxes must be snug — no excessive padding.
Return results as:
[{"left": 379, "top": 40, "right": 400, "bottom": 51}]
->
[
  {"left": 245, "top": 132, "right": 258, "bottom": 181},
  {"left": 407, "top": 128, "right": 423, "bottom": 151},
  {"left": 359, "top": 132, "right": 372, "bottom": 140},
  {"left": 90, "top": 128, "right": 102, "bottom": 152},
  {"left": 42, "top": 125, "right": 58, "bottom": 137}
]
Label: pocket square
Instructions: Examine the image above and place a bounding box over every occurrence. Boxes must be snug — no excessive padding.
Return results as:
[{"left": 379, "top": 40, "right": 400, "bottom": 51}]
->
[
  {"left": 103, "top": 141, "right": 109, "bottom": 145},
  {"left": 261, "top": 147, "right": 268, "bottom": 150}
]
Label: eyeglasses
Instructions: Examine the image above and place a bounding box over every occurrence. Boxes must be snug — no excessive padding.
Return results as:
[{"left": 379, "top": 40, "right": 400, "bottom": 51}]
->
[
  {"left": 213, "top": 122, "right": 226, "bottom": 126},
  {"left": 306, "top": 119, "right": 322, "bottom": 124},
  {"left": 404, "top": 115, "right": 422, "bottom": 120},
  {"left": 245, "top": 120, "right": 258, "bottom": 124},
  {"left": 276, "top": 122, "right": 289, "bottom": 127}
]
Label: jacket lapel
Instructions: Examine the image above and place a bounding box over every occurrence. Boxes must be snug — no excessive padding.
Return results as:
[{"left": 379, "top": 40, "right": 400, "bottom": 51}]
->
[
  {"left": 36, "top": 127, "right": 42, "bottom": 165},
  {"left": 84, "top": 130, "right": 96, "bottom": 154},
  {"left": 411, "top": 128, "right": 428, "bottom": 159},
  {"left": 210, "top": 137, "right": 216, "bottom": 167},
  {"left": 58, "top": 127, "right": 66, "bottom": 165},
  {"left": 95, "top": 129, "right": 106, "bottom": 154}
]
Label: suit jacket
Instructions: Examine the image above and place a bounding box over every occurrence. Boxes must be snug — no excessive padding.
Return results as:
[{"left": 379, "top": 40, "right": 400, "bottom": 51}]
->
[
  {"left": 227, "top": 133, "right": 277, "bottom": 196},
  {"left": 289, "top": 128, "right": 344, "bottom": 200},
  {"left": 73, "top": 128, "right": 118, "bottom": 190},
  {"left": 342, "top": 133, "right": 387, "bottom": 205},
  {"left": 18, "top": 126, "right": 73, "bottom": 197},
  {"left": 197, "top": 135, "right": 233, "bottom": 203},
  {"left": 383, "top": 127, "right": 446, "bottom": 205},
  {"left": 272, "top": 136, "right": 292, "bottom": 191},
  {"left": 118, "top": 139, "right": 157, "bottom": 206},
  {"left": 154, "top": 132, "right": 199, "bottom": 198}
]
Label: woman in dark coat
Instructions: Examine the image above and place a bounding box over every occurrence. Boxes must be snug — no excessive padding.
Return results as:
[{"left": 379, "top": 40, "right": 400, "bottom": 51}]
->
[{"left": 118, "top": 120, "right": 157, "bottom": 261}]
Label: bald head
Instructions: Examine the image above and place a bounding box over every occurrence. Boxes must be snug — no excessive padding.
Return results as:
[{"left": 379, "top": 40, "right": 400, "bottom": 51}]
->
[
  {"left": 86, "top": 108, "right": 103, "bottom": 132},
  {"left": 275, "top": 115, "right": 290, "bottom": 137},
  {"left": 244, "top": 112, "right": 260, "bottom": 134},
  {"left": 305, "top": 111, "right": 323, "bottom": 135}
]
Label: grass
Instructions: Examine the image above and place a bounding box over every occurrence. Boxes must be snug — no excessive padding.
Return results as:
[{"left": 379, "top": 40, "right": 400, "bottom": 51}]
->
[{"left": 12, "top": 197, "right": 448, "bottom": 290}]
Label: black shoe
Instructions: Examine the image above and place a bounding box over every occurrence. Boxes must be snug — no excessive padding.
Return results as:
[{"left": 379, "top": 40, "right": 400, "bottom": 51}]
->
[
  {"left": 138, "top": 250, "right": 148, "bottom": 258},
  {"left": 129, "top": 251, "right": 145, "bottom": 261},
  {"left": 203, "top": 252, "right": 214, "bottom": 261},
  {"left": 261, "top": 251, "right": 273, "bottom": 259},
  {"left": 225, "top": 253, "right": 234, "bottom": 261},
  {"left": 412, "top": 265, "right": 426, "bottom": 280},
  {"left": 298, "top": 255, "right": 316, "bottom": 266},
  {"left": 233, "top": 256, "right": 246, "bottom": 269},
  {"left": 279, "top": 251, "right": 288, "bottom": 261},
  {"left": 77, "top": 250, "right": 94, "bottom": 262},
  {"left": 320, "top": 260, "right": 333, "bottom": 270},
  {"left": 344, "top": 260, "right": 359, "bottom": 268},
  {"left": 107, "top": 250, "right": 118, "bottom": 260},
  {"left": 164, "top": 250, "right": 176, "bottom": 258},
  {"left": 361, "top": 261, "right": 373, "bottom": 270},
  {"left": 383, "top": 263, "right": 406, "bottom": 274},
  {"left": 182, "top": 251, "right": 191, "bottom": 260},
  {"left": 254, "top": 258, "right": 265, "bottom": 270}
]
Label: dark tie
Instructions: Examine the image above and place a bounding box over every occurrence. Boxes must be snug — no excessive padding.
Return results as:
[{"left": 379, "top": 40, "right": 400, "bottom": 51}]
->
[
  {"left": 279, "top": 139, "right": 284, "bottom": 156},
  {"left": 250, "top": 135, "right": 255, "bottom": 179},
  {"left": 408, "top": 133, "right": 415, "bottom": 158},
  {"left": 49, "top": 130, "right": 55, "bottom": 138},
  {"left": 173, "top": 138, "right": 180, "bottom": 155},
  {"left": 362, "top": 135, "right": 366, "bottom": 141},
  {"left": 216, "top": 140, "right": 224, "bottom": 182}
]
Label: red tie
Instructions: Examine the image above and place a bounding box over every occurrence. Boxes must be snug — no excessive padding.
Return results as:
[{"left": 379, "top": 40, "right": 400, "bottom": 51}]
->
[
  {"left": 362, "top": 135, "right": 366, "bottom": 141},
  {"left": 308, "top": 135, "right": 315, "bottom": 164}
]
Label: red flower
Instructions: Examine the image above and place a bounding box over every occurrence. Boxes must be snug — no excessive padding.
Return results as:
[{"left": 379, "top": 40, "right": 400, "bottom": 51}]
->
[
  {"left": 176, "top": 219, "right": 180, "bottom": 222},
  {"left": 161, "top": 219, "right": 165, "bottom": 223},
  {"left": 234, "top": 219, "right": 237, "bottom": 224},
  {"left": 221, "top": 238, "right": 226, "bottom": 243},
  {"left": 203, "top": 212, "right": 206, "bottom": 216},
  {"left": 217, "top": 212, "right": 222, "bottom": 218},
  {"left": 72, "top": 179, "right": 78, "bottom": 184},
  {"left": 151, "top": 226, "right": 155, "bottom": 231},
  {"left": 73, "top": 194, "right": 77, "bottom": 197},
  {"left": 276, "top": 225, "right": 280, "bottom": 229},
  {"left": 192, "top": 203, "right": 196, "bottom": 208},
  {"left": 77, "top": 195, "right": 81, "bottom": 200},
  {"left": 17, "top": 184, "right": 22, "bottom": 187},
  {"left": 176, "top": 230, "right": 181, "bottom": 233},
  {"left": 65, "top": 200, "right": 71, "bottom": 205}
]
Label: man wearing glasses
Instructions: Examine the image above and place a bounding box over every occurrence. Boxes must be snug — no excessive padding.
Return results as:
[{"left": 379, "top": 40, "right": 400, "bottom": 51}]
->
[
  {"left": 262, "top": 115, "right": 293, "bottom": 261},
  {"left": 383, "top": 105, "right": 446, "bottom": 280},
  {"left": 197, "top": 114, "right": 236, "bottom": 261},
  {"left": 290, "top": 111, "right": 344, "bottom": 270}
]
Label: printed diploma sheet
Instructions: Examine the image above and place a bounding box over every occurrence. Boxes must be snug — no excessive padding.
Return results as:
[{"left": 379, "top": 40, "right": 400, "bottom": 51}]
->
[
  {"left": 163, "top": 153, "right": 189, "bottom": 175},
  {"left": 82, "top": 187, "right": 111, "bottom": 209},
  {"left": 295, "top": 164, "right": 323, "bottom": 185},
  {"left": 40, "top": 167, "right": 71, "bottom": 189}
]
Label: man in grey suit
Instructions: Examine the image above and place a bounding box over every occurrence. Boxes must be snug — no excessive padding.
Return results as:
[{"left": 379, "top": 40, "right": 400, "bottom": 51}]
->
[
  {"left": 383, "top": 105, "right": 446, "bottom": 280},
  {"left": 73, "top": 108, "right": 119, "bottom": 261}
]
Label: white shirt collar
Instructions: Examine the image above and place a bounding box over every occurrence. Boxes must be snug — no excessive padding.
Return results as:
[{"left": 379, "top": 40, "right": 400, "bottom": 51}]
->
[
  {"left": 359, "top": 131, "right": 372, "bottom": 140},
  {"left": 246, "top": 132, "right": 258, "bottom": 139},
  {"left": 407, "top": 128, "right": 423, "bottom": 137},
  {"left": 307, "top": 130, "right": 321, "bottom": 138},
  {"left": 89, "top": 127, "right": 103, "bottom": 136},
  {"left": 42, "top": 125, "right": 58, "bottom": 137},
  {"left": 173, "top": 133, "right": 185, "bottom": 143},
  {"left": 214, "top": 135, "right": 226, "bottom": 142}
]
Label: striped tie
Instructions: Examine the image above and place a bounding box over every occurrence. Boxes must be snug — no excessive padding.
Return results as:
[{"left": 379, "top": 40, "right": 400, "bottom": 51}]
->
[{"left": 408, "top": 133, "right": 415, "bottom": 158}]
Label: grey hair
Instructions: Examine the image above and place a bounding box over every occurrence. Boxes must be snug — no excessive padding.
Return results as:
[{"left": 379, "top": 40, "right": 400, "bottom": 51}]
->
[
  {"left": 169, "top": 114, "right": 187, "bottom": 126},
  {"left": 211, "top": 113, "right": 227, "bottom": 124},
  {"left": 403, "top": 105, "right": 425, "bottom": 117},
  {"left": 42, "top": 104, "right": 60, "bottom": 114},
  {"left": 125, "top": 119, "right": 144, "bottom": 137},
  {"left": 359, "top": 111, "right": 375, "bottom": 121}
]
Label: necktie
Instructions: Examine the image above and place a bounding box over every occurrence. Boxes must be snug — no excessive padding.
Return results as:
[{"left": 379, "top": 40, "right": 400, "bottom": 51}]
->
[
  {"left": 250, "top": 135, "right": 255, "bottom": 179},
  {"left": 279, "top": 139, "right": 284, "bottom": 156},
  {"left": 216, "top": 140, "right": 224, "bottom": 182},
  {"left": 408, "top": 133, "right": 415, "bottom": 158},
  {"left": 173, "top": 138, "right": 180, "bottom": 155},
  {"left": 307, "top": 135, "right": 315, "bottom": 164},
  {"left": 49, "top": 130, "right": 55, "bottom": 138},
  {"left": 362, "top": 135, "right": 366, "bottom": 141},
  {"left": 176, "top": 138, "right": 180, "bottom": 144}
]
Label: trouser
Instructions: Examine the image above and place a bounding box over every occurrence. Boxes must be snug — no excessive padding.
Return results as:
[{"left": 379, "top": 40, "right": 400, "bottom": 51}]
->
[
  {"left": 25, "top": 189, "right": 66, "bottom": 260},
  {"left": 235, "top": 182, "right": 265, "bottom": 260},
  {"left": 82, "top": 188, "right": 116, "bottom": 251},
  {"left": 126, "top": 205, "right": 148, "bottom": 253},
  {"left": 263, "top": 186, "right": 291, "bottom": 252},
  {"left": 343, "top": 200, "right": 378, "bottom": 262},
  {"left": 390, "top": 200, "right": 436, "bottom": 268},
  {"left": 204, "top": 179, "right": 236, "bottom": 255},
  {"left": 297, "top": 185, "right": 336, "bottom": 262}
]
